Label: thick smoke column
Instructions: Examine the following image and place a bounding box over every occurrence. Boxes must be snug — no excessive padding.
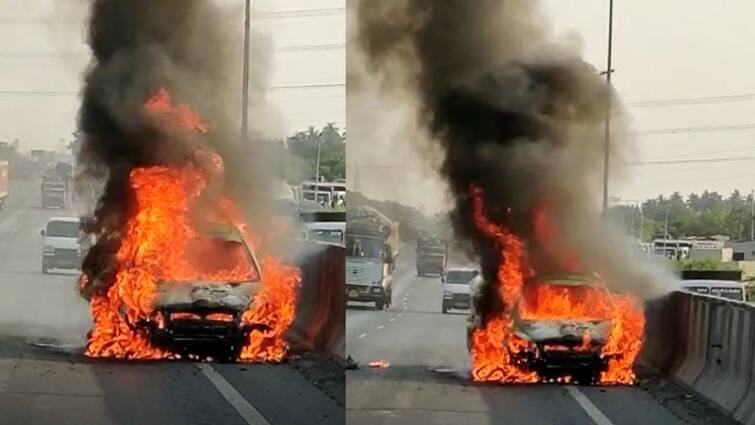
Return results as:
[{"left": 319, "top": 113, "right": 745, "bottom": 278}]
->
[
  {"left": 355, "top": 0, "right": 673, "bottom": 322},
  {"left": 76, "top": 0, "right": 274, "bottom": 298}
]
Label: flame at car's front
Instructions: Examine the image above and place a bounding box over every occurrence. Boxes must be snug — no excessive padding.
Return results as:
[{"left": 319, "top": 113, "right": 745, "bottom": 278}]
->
[{"left": 468, "top": 186, "right": 645, "bottom": 385}]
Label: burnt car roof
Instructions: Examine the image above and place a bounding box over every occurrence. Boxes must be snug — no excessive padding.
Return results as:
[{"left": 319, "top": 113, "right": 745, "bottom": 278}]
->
[{"left": 527, "top": 273, "right": 603, "bottom": 288}]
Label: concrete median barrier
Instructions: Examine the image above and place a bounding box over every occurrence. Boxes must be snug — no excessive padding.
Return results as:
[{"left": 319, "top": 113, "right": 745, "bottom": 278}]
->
[
  {"left": 694, "top": 301, "right": 754, "bottom": 412},
  {"left": 642, "top": 290, "right": 755, "bottom": 424},
  {"left": 287, "top": 242, "right": 345, "bottom": 359},
  {"left": 674, "top": 296, "right": 712, "bottom": 387}
]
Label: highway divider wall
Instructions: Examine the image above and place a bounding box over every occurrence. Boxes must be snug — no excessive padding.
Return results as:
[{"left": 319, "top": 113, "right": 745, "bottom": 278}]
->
[
  {"left": 286, "top": 241, "right": 345, "bottom": 359},
  {"left": 641, "top": 291, "right": 755, "bottom": 424}
]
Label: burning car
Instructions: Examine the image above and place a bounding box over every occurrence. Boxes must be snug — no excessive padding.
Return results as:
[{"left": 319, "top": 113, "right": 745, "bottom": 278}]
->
[
  {"left": 507, "top": 274, "right": 616, "bottom": 383},
  {"left": 134, "top": 224, "right": 266, "bottom": 360}
]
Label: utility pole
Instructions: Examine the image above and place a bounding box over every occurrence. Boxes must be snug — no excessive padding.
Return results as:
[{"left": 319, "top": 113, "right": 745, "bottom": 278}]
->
[
  {"left": 663, "top": 203, "right": 670, "bottom": 241},
  {"left": 601, "top": 0, "right": 615, "bottom": 215},
  {"left": 314, "top": 138, "right": 322, "bottom": 205},
  {"left": 638, "top": 203, "right": 645, "bottom": 242},
  {"left": 240, "top": 0, "right": 252, "bottom": 143},
  {"left": 750, "top": 190, "right": 754, "bottom": 240}
]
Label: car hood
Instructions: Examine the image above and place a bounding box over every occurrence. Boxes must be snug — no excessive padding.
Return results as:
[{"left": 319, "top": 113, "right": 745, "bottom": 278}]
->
[
  {"left": 154, "top": 280, "right": 261, "bottom": 312},
  {"left": 515, "top": 319, "right": 612, "bottom": 346},
  {"left": 347, "top": 257, "right": 383, "bottom": 286}
]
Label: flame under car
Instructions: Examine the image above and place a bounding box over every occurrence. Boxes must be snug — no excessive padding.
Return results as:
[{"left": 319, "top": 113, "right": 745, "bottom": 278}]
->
[
  {"left": 132, "top": 225, "right": 266, "bottom": 359},
  {"left": 508, "top": 274, "right": 616, "bottom": 383}
]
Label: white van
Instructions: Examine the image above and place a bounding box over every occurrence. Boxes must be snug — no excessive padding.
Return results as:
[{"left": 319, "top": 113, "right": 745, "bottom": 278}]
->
[
  {"left": 681, "top": 280, "right": 746, "bottom": 302},
  {"left": 41, "top": 216, "right": 81, "bottom": 273},
  {"left": 442, "top": 267, "right": 478, "bottom": 313}
]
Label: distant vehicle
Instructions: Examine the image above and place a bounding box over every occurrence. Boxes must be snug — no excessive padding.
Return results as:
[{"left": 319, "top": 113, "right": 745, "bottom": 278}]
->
[
  {"left": 299, "top": 210, "right": 346, "bottom": 247},
  {"left": 679, "top": 270, "right": 746, "bottom": 302},
  {"left": 442, "top": 267, "right": 477, "bottom": 313},
  {"left": 41, "top": 174, "right": 67, "bottom": 209},
  {"left": 345, "top": 207, "right": 399, "bottom": 310},
  {"left": 41, "top": 216, "right": 81, "bottom": 273},
  {"left": 300, "top": 181, "right": 346, "bottom": 208},
  {"left": 468, "top": 273, "right": 617, "bottom": 383},
  {"left": 0, "top": 160, "right": 8, "bottom": 209},
  {"left": 416, "top": 236, "right": 447, "bottom": 277},
  {"left": 137, "top": 224, "right": 266, "bottom": 359},
  {"left": 652, "top": 239, "right": 692, "bottom": 260}
]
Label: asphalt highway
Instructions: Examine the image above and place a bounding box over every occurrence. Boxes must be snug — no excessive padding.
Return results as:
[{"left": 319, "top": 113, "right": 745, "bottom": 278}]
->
[
  {"left": 0, "top": 179, "right": 343, "bottom": 425},
  {"left": 345, "top": 244, "right": 736, "bottom": 425}
]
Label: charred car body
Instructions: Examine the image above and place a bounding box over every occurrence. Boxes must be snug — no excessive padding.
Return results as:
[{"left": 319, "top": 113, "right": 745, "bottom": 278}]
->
[
  {"left": 469, "top": 274, "right": 616, "bottom": 383},
  {"left": 511, "top": 274, "right": 615, "bottom": 382},
  {"left": 134, "top": 225, "right": 266, "bottom": 359}
]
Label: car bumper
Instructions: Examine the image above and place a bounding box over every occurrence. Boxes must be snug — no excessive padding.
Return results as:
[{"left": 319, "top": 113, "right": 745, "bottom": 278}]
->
[
  {"left": 43, "top": 252, "right": 81, "bottom": 269},
  {"left": 443, "top": 294, "right": 471, "bottom": 309},
  {"left": 514, "top": 348, "right": 610, "bottom": 378},
  {"left": 346, "top": 285, "right": 385, "bottom": 302}
]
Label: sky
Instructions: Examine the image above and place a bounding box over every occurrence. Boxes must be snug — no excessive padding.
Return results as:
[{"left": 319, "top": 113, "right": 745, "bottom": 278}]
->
[
  {"left": 0, "top": 0, "right": 345, "bottom": 152},
  {"left": 543, "top": 0, "right": 755, "bottom": 202},
  {"left": 348, "top": 0, "right": 755, "bottom": 209}
]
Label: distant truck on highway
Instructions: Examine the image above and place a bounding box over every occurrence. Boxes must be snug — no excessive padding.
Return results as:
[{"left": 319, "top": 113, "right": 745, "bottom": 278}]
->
[
  {"left": 0, "top": 160, "right": 8, "bottom": 209},
  {"left": 41, "top": 174, "right": 67, "bottom": 209},
  {"left": 416, "top": 235, "right": 447, "bottom": 277},
  {"left": 345, "top": 206, "right": 399, "bottom": 310}
]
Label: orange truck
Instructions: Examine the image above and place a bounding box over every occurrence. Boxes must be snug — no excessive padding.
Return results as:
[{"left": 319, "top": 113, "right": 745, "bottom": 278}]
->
[{"left": 0, "top": 160, "right": 8, "bottom": 209}]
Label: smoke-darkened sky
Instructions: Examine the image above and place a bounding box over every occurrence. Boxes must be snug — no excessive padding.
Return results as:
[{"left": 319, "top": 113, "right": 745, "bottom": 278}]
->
[
  {"left": 349, "top": 0, "right": 755, "bottom": 205},
  {"left": 0, "top": 0, "right": 345, "bottom": 151}
]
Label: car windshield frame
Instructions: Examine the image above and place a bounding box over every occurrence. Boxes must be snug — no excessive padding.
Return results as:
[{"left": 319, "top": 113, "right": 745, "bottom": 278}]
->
[
  {"left": 46, "top": 220, "right": 79, "bottom": 238},
  {"left": 445, "top": 270, "right": 476, "bottom": 284},
  {"left": 190, "top": 225, "right": 260, "bottom": 282},
  {"left": 308, "top": 228, "right": 344, "bottom": 244}
]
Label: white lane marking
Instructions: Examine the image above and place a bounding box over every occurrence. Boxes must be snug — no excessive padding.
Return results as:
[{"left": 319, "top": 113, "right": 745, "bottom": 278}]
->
[
  {"left": 198, "top": 364, "right": 271, "bottom": 425},
  {"left": 566, "top": 386, "right": 614, "bottom": 425},
  {"left": 388, "top": 318, "right": 396, "bottom": 322},
  {"left": 397, "top": 313, "right": 403, "bottom": 317},
  {"left": 358, "top": 333, "right": 368, "bottom": 339},
  {"left": 376, "top": 325, "right": 385, "bottom": 330}
]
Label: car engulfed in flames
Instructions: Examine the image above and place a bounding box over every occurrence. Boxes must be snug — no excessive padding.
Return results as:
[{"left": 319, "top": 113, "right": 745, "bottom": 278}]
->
[
  {"left": 505, "top": 275, "right": 621, "bottom": 384},
  {"left": 80, "top": 89, "right": 301, "bottom": 363},
  {"left": 467, "top": 187, "right": 645, "bottom": 386}
]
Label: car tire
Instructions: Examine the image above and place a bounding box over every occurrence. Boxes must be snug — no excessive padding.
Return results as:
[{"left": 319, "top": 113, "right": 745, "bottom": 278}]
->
[
  {"left": 375, "top": 300, "right": 385, "bottom": 311},
  {"left": 442, "top": 305, "right": 448, "bottom": 314},
  {"left": 42, "top": 261, "right": 49, "bottom": 274}
]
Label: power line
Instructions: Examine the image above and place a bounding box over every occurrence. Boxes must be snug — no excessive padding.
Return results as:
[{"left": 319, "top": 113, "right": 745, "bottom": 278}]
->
[
  {"left": 276, "top": 43, "right": 344, "bottom": 52},
  {"left": 627, "top": 93, "right": 755, "bottom": 108},
  {"left": 0, "top": 44, "right": 346, "bottom": 59},
  {"left": 637, "top": 123, "right": 755, "bottom": 135},
  {"left": 257, "top": 8, "right": 345, "bottom": 19},
  {"left": 0, "top": 82, "right": 345, "bottom": 97},
  {"left": 628, "top": 156, "right": 755, "bottom": 166},
  {"left": 0, "top": 7, "right": 345, "bottom": 24}
]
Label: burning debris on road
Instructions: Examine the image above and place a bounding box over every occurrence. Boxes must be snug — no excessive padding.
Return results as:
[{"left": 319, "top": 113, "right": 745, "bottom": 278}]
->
[
  {"left": 355, "top": 0, "right": 667, "bottom": 384},
  {"left": 75, "top": 0, "right": 300, "bottom": 362}
]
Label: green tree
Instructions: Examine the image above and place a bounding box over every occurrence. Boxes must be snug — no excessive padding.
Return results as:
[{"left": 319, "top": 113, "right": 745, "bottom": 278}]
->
[{"left": 285, "top": 123, "right": 345, "bottom": 184}]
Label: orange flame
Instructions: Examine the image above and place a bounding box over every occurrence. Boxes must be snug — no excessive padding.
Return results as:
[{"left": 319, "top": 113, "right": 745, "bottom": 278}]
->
[
  {"left": 468, "top": 186, "right": 644, "bottom": 385},
  {"left": 84, "top": 89, "right": 300, "bottom": 362}
]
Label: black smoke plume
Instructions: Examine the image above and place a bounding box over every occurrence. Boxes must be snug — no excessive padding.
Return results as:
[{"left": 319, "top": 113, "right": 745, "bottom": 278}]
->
[
  {"left": 355, "top": 0, "right": 672, "bottom": 325},
  {"left": 76, "top": 0, "right": 272, "bottom": 298}
]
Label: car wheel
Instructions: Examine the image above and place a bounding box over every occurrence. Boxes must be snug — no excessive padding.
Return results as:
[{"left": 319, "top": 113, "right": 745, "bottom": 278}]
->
[
  {"left": 442, "top": 305, "right": 448, "bottom": 314},
  {"left": 42, "top": 261, "right": 49, "bottom": 274},
  {"left": 375, "top": 300, "right": 385, "bottom": 310}
]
